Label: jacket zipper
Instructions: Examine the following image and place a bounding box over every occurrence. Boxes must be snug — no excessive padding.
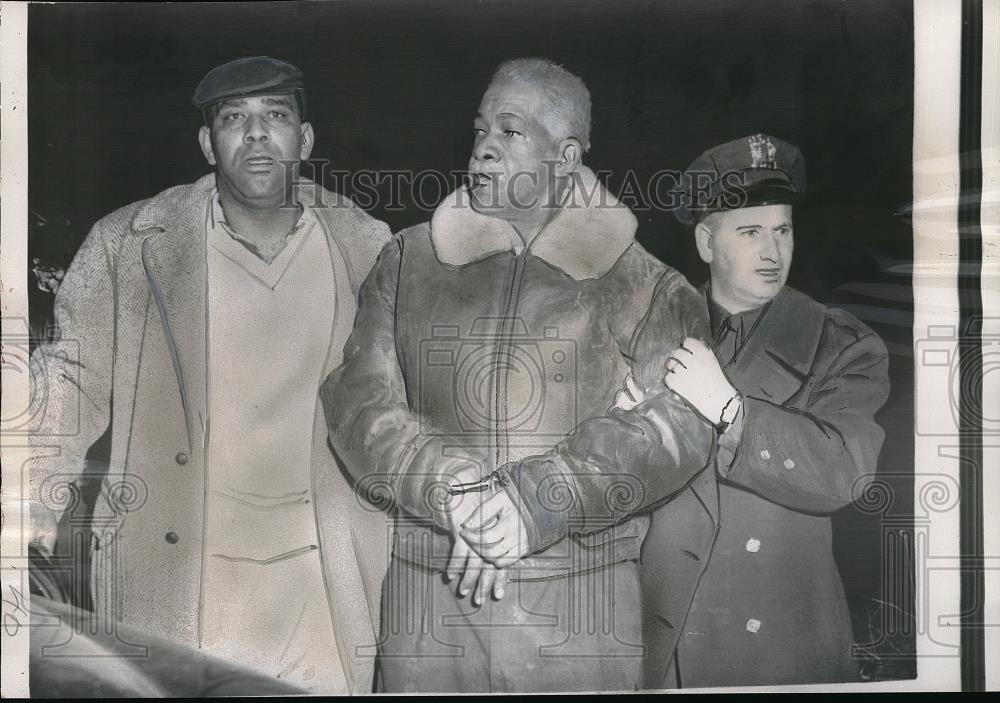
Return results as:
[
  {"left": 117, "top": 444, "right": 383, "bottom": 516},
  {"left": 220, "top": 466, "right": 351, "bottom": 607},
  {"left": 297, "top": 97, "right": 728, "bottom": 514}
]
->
[{"left": 493, "top": 251, "right": 528, "bottom": 470}]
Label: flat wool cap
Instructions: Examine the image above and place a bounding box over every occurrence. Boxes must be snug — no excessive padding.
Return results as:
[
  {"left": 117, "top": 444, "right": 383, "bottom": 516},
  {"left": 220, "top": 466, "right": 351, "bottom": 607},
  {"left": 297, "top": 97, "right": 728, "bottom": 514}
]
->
[
  {"left": 192, "top": 56, "right": 305, "bottom": 116},
  {"left": 674, "top": 133, "right": 806, "bottom": 225}
]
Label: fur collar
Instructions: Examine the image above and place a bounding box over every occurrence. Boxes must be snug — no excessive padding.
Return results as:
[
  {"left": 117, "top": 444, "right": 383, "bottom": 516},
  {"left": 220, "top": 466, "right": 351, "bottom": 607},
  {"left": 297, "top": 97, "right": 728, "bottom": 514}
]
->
[{"left": 429, "top": 166, "right": 637, "bottom": 280}]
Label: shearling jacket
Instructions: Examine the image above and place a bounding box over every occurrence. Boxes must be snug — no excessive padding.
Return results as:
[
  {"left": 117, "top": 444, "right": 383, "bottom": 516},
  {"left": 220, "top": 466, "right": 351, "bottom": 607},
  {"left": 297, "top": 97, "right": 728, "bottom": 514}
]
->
[
  {"left": 321, "top": 167, "right": 717, "bottom": 581},
  {"left": 29, "top": 174, "right": 391, "bottom": 694}
]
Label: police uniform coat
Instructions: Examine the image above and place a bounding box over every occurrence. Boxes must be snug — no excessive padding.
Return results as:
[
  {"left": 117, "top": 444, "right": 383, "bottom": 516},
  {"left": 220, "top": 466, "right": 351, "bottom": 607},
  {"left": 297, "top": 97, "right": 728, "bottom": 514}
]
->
[
  {"left": 639, "top": 284, "right": 890, "bottom": 688},
  {"left": 30, "top": 173, "right": 391, "bottom": 694}
]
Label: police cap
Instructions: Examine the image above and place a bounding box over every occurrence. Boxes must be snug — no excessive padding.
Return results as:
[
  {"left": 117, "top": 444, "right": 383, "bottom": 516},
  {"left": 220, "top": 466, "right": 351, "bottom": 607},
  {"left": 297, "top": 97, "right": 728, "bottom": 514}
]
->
[{"left": 674, "top": 133, "right": 806, "bottom": 225}]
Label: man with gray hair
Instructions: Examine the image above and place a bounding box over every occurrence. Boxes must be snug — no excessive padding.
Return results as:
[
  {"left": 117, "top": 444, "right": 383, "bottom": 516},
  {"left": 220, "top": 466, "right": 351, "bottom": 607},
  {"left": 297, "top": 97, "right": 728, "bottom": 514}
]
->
[
  {"left": 322, "top": 57, "right": 715, "bottom": 692},
  {"left": 490, "top": 57, "right": 594, "bottom": 150}
]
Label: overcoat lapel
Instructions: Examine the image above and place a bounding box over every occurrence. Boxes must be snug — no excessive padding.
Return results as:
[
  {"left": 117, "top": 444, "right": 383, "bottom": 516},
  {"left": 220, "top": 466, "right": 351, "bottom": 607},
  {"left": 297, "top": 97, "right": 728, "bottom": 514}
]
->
[
  {"left": 709, "top": 286, "right": 823, "bottom": 407},
  {"left": 135, "top": 178, "right": 212, "bottom": 453}
]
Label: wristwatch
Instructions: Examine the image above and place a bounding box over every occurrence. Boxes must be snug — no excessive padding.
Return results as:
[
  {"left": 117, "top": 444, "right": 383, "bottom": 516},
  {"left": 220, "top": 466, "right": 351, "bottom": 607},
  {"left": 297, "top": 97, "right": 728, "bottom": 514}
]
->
[{"left": 715, "top": 390, "right": 744, "bottom": 434}]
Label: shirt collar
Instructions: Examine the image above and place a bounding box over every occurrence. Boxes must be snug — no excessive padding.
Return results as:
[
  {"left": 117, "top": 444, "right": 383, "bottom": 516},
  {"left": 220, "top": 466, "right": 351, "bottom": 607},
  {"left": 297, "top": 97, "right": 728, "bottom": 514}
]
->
[
  {"left": 207, "top": 190, "right": 319, "bottom": 289},
  {"left": 707, "top": 282, "right": 770, "bottom": 344},
  {"left": 209, "top": 190, "right": 311, "bottom": 263}
]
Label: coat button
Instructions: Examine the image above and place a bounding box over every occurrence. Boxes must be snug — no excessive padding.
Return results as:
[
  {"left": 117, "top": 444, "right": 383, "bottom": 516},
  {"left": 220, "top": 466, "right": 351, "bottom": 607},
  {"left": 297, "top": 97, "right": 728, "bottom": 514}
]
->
[
  {"left": 745, "top": 537, "right": 761, "bottom": 553},
  {"left": 165, "top": 531, "right": 179, "bottom": 544},
  {"left": 745, "top": 618, "right": 762, "bottom": 633},
  {"left": 759, "top": 449, "right": 771, "bottom": 460},
  {"left": 783, "top": 458, "right": 795, "bottom": 469},
  {"left": 175, "top": 452, "right": 189, "bottom": 465}
]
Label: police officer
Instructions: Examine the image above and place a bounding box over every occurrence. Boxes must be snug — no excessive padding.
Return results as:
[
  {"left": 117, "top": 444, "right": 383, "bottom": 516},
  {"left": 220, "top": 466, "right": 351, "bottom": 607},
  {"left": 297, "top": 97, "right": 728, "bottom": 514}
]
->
[{"left": 619, "top": 134, "right": 891, "bottom": 687}]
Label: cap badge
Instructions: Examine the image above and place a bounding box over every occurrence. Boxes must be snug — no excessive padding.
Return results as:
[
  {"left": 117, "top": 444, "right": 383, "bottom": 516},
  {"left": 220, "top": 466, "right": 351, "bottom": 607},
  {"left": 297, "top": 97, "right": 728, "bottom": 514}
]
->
[{"left": 748, "top": 134, "right": 777, "bottom": 169}]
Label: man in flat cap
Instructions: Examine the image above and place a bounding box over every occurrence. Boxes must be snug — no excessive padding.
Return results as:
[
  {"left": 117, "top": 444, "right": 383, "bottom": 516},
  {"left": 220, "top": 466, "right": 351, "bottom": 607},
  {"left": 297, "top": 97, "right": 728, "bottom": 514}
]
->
[
  {"left": 616, "top": 134, "right": 891, "bottom": 687},
  {"left": 28, "top": 56, "right": 390, "bottom": 694},
  {"left": 321, "top": 57, "right": 719, "bottom": 692}
]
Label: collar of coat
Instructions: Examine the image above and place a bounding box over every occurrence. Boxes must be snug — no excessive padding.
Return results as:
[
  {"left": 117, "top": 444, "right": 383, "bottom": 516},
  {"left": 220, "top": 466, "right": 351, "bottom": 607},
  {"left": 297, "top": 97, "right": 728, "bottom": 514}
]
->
[
  {"left": 429, "top": 165, "right": 638, "bottom": 281},
  {"left": 700, "top": 282, "right": 825, "bottom": 376}
]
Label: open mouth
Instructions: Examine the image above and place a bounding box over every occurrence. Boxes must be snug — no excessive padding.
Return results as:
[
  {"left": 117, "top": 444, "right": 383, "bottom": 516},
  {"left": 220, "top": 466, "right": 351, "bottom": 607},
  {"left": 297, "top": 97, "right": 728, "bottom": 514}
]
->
[
  {"left": 244, "top": 156, "right": 276, "bottom": 173},
  {"left": 468, "top": 172, "right": 494, "bottom": 189}
]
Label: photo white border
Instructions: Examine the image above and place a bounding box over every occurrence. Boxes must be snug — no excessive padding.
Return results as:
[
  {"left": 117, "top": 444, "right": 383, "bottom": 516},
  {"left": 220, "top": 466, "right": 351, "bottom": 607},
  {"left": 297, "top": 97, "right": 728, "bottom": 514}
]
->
[
  {"left": 1, "top": 1, "right": 31, "bottom": 699},
  {"left": 1, "top": 0, "right": 995, "bottom": 694}
]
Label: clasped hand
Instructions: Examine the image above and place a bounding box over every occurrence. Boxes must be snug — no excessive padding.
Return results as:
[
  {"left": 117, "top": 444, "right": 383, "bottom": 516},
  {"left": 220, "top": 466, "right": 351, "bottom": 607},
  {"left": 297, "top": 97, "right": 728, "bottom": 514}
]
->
[
  {"left": 612, "top": 337, "right": 736, "bottom": 425},
  {"left": 443, "top": 338, "right": 733, "bottom": 606},
  {"left": 444, "top": 466, "right": 529, "bottom": 605}
]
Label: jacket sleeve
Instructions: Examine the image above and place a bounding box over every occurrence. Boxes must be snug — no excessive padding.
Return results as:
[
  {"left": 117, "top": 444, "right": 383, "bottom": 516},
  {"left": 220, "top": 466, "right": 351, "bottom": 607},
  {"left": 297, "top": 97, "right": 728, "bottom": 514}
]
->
[
  {"left": 352, "top": 212, "right": 393, "bottom": 291},
  {"left": 497, "top": 269, "right": 718, "bottom": 553},
  {"left": 320, "top": 235, "right": 472, "bottom": 526},
  {"left": 718, "top": 319, "right": 890, "bottom": 513},
  {"left": 29, "top": 211, "right": 125, "bottom": 514}
]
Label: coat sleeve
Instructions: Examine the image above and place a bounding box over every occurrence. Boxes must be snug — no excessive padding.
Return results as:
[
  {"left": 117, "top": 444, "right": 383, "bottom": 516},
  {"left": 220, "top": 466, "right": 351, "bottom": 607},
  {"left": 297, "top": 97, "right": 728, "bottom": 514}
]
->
[
  {"left": 320, "top": 235, "right": 473, "bottom": 527},
  {"left": 29, "top": 210, "right": 126, "bottom": 516},
  {"left": 497, "top": 269, "right": 718, "bottom": 553},
  {"left": 717, "top": 317, "right": 890, "bottom": 513},
  {"left": 353, "top": 213, "right": 393, "bottom": 292}
]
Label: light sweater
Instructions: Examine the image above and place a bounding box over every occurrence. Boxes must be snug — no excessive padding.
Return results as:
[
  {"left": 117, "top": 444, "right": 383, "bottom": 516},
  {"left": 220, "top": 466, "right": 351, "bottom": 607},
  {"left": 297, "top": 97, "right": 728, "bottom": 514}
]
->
[{"left": 200, "top": 193, "right": 347, "bottom": 694}]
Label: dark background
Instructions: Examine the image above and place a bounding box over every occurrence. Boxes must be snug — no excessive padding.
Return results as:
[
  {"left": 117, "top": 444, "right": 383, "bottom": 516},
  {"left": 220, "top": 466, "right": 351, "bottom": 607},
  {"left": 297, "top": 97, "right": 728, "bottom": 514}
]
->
[{"left": 27, "top": 0, "right": 916, "bottom": 679}]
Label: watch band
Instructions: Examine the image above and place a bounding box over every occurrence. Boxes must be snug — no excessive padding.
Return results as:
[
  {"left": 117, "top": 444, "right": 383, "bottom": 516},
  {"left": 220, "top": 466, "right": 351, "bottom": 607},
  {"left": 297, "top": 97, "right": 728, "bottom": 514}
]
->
[{"left": 715, "top": 391, "right": 743, "bottom": 434}]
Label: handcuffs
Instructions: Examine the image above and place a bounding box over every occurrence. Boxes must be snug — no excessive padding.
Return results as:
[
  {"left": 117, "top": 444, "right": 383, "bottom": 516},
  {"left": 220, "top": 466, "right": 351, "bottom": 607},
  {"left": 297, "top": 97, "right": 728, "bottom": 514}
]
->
[
  {"left": 447, "top": 393, "right": 742, "bottom": 496},
  {"left": 448, "top": 469, "right": 510, "bottom": 497}
]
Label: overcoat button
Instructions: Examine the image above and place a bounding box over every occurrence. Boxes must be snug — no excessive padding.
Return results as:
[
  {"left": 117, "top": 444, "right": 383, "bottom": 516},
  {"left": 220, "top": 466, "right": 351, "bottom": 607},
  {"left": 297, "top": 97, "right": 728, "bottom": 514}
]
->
[
  {"left": 746, "top": 538, "right": 761, "bottom": 553},
  {"left": 175, "top": 452, "right": 189, "bottom": 465},
  {"left": 783, "top": 458, "right": 795, "bottom": 469},
  {"left": 165, "top": 531, "right": 179, "bottom": 544},
  {"left": 759, "top": 449, "right": 771, "bottom": 460},
  {"left": 746, "top": 618, "right": 761, "bottom": 633}
]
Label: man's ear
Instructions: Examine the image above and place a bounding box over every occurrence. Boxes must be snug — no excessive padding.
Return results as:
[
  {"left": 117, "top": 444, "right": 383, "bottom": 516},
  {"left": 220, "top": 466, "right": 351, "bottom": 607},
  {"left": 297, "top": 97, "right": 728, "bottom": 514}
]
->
[
  {"left": 198, "top": 125, "right": 216, "bottom": 166},
  {"left": 299, "top": 122, "right": 315, "bottom": 161},
  {"left": 695, "top": 221, "right": 714, "bottom": 264},
  {"left": 554, "top": 137, "right": 582, "bottom": 176}
]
